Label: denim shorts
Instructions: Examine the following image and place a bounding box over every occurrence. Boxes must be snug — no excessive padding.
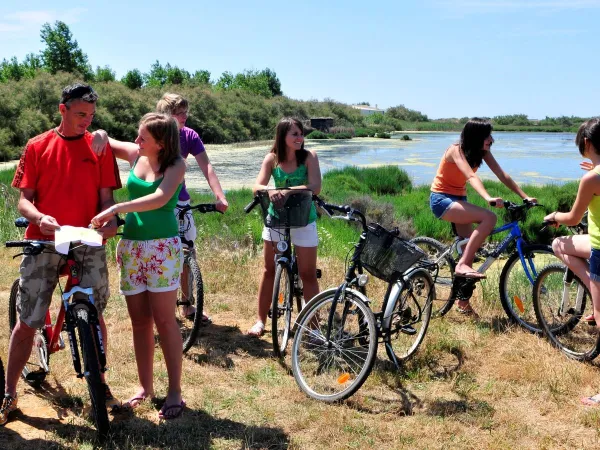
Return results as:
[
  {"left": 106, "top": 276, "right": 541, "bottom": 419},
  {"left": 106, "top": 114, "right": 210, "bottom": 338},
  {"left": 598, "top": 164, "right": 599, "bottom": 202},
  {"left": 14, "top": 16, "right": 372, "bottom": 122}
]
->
[
  {"left": 590, "top": 248, "right": 600, "bottom": 282},
  {"left": 430, "top": 192, "right": 467, "bottom": 219}
]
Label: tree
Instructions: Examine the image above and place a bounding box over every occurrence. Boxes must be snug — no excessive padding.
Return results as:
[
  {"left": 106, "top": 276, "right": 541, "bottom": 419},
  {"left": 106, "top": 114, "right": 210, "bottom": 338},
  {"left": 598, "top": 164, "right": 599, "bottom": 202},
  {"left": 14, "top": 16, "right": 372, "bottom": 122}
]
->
[
  {"left": 95, "top": 65, "right": 116, "bottom": 82},
  {"left": 0, "top": 57, "right": 25, "bottom": 82},
  {"left": 40, "top": 21, "right": 92, "bottom": 78},
  {"left": 165, "top": 65, "right": 190, "bottom": 85},
  {"left": 261, "top": 68, "right": 282, "bottom": 96},
  {"left": 121, "top": 69, "right": 144, "bottom": 89},
  {"left": 191, "top": 70, "right": 211, "bottom": 85},
  {"left": 144, "top": 60, "right": 168, "bottom": 87},
  {"left": 386, "top": 105, "right": 428, "bottom": 122}
]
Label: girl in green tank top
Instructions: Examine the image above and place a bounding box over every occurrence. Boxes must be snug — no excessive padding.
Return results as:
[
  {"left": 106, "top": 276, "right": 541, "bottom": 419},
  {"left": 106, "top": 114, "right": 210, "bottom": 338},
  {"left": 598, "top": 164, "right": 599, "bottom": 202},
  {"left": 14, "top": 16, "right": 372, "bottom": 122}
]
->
[
  {"left": 247, "top": 117, "right": 323, "bottom": 337},
  {"left": 543, "top": 119, "right": 600, "bottom": 407},
  {"left": 90, "top": 113, "right": 188, "bottom": 419}
]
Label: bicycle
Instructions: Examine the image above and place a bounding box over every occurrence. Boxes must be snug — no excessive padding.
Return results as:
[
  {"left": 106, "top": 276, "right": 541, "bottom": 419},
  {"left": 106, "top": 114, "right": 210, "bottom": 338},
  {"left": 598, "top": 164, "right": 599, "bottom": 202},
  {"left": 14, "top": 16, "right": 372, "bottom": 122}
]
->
[
  {"left": 174, "top": 202, "right": 222, "bottom": 354},
  {"left": 244, "top": 189, "right": 321, "bottom": 357},
  {"left": 410, "top": 199, "right": 559, "bottom": 333},
  {"left": 532, "top": 214, "right": 597, "bottom": 361},
  {"left": 6, "top": 218, "right": 111, "bottom": 438},
  {"left": 290, "top": 199, "right": 434, "bottom": 402}
]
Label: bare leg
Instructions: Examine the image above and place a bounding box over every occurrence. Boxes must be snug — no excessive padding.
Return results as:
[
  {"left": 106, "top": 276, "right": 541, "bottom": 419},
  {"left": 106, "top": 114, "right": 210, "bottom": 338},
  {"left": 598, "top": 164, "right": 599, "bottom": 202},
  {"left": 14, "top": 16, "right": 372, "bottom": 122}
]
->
[
  {"left": 4, "top": 320, "right": 36, "bottom": 397},
  {"left": 251, "top": 241, "right": 277, "bottom": 330},
  {"left": 295, "top": 246, "right": 320, "bottom": 303},
  {"left": 125, "top": 292, "right": 155, "bottom": 402},
  {"left": 551, "top": 235, "right": 591, "bottom": 289},
  {"left": 148, "top": 290, "right": 183, "bottom": 415}
]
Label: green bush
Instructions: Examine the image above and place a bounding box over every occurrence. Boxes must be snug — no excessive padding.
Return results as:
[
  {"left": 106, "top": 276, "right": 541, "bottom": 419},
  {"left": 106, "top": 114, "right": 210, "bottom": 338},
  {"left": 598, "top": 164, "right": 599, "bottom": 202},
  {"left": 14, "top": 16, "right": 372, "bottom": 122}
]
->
[
  {"left": 377, "top": 132, "right": 391, "bottom": 139},
  {"left": 327, "top": 132, "right": 352, "bottom": 139},
  {"left": 305, "top": 130, "right": 328, "bottom": 139},
  {"left": 401, "top": 134, "right": 412, "bottom": 141}
]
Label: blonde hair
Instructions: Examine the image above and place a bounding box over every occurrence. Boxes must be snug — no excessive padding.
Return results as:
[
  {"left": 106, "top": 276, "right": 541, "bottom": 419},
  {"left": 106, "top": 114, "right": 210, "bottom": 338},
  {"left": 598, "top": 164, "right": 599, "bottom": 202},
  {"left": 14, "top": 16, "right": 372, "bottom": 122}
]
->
[
  {"left": 140, "top": 112, "right": 181, "bottom": 173},
  {"left": 156, "top": 93, "right": 189, "bottom": 115}
]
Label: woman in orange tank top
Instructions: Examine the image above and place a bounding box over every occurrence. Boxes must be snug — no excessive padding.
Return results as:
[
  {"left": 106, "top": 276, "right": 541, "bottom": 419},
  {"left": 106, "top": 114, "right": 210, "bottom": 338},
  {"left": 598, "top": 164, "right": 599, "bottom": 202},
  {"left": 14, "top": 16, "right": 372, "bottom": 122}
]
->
[{"left": 429, "top": 118, "right": 536, "bottom": 316}]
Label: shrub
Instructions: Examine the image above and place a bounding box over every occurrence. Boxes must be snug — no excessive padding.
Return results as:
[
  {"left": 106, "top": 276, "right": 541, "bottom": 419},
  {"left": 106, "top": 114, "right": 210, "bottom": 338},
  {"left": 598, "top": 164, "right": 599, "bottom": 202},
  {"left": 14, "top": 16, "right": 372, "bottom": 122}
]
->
[
  {"left": 327, "top": 132, "right": 352, "bottom": 139},
  {"left": 401, "top": 134, "right": 412, "bottom": 141},
  {"left": 377, "top": 132, "right": 391, "bottom": 139},
  {"left": 305, "top": 130, "right": 328, "bottom": 139}
]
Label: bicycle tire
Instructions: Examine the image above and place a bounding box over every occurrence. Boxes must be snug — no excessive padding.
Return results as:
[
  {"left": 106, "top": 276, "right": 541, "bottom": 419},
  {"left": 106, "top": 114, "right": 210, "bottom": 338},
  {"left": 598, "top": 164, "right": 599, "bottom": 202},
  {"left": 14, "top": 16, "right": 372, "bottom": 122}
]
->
[
  {"left": 410, "top": 237, "right": 455, "bottom": 317},
  {"left": 8, "top": 278, "right": 49, "bottom": 387},
  {"left": 533, "top": 263, "right": 600, "bottom": 361},
  {"left": 74, "top": 305, "right": 110, "bottom": 439},
  {"left": 384, "top": 268, "right": 434, "bottom": 366},
  {"left": 291, "top": 287, "right": 377, "bottom": 402},
  {"left": 0, "top": 357, "right": 4, "bottom": 400},
  {"left": 177, "top": 251, "right": 204, "bottom": 354},
  {"left": 271, "top": 263, "right": 294, "bottom": 357},
  {"left": 499, "top": 244, "right": 559, "bottom": 334}
]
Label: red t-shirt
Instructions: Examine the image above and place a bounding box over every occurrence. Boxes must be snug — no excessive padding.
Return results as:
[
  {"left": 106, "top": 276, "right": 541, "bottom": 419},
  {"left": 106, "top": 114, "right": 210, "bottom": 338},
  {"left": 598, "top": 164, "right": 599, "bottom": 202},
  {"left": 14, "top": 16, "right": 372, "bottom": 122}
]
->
[{"left": 12, "top": 129, "right": 122, "bottom": 240}]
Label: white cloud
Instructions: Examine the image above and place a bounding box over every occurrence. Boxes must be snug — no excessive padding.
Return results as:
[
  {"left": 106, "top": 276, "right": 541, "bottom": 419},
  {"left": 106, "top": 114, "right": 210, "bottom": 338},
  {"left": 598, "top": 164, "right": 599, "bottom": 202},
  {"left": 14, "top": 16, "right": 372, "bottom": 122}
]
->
[{"left": 0, "top": 8, "right": 86, "bottom": 34}]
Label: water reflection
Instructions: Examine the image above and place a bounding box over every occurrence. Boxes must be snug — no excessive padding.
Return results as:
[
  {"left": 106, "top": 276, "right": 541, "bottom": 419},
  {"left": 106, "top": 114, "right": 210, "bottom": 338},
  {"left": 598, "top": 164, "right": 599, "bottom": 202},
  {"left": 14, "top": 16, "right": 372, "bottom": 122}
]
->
[{"left": 116, "top": 132, "right": 581, "bottom": 193}]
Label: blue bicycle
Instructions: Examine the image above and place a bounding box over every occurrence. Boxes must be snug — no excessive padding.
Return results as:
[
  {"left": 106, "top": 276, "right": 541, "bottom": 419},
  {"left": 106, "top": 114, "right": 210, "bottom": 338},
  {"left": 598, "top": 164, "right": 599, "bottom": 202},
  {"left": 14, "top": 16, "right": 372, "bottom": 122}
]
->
[{"left": 411, "top": 199, "right": 560, "bottom": 333}]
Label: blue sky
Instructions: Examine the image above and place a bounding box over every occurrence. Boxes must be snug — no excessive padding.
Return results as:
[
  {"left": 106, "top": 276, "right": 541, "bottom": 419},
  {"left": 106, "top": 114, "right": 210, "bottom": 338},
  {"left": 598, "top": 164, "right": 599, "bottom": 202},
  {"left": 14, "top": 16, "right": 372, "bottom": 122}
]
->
[{"left": 1, "top": 0, "right": 599, "bottom": 119}]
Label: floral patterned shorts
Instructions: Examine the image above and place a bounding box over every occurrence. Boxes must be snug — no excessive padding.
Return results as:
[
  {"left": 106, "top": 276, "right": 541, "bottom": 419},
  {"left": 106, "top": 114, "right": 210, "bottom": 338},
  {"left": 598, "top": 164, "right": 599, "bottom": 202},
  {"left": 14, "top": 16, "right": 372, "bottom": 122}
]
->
[{"left": 116, "top": 237, "right": 184, "bottom": 295}]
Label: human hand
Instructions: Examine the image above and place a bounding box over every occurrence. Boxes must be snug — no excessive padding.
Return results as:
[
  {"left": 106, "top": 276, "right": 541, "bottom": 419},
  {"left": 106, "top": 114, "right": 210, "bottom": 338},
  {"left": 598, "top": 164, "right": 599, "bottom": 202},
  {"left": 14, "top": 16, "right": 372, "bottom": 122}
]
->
[
  {"left": 488, "top": 197, "right": 504, "bottom": 208},
  {"left": 581, "top": 161, "right": 594, "bottom": 171},
  {"left": 39, "top": 215, "right": 60, "bottom": 235},
  {"left": 91, "top": 130, "right": 108, "bottom": 156},
  {"left": 543, "top": 212, "right": 560, "bottom": 228},
  {"left": 268, "top": 189, "right": 288, "bottom": 208},
  {"left": 91, "top": 205, "right": 118, "bottom": 229},
  {"left": 524, "top": 197, "right": 538, "bottom": 205},
  {"left": 216, "top": 197, "right": 229, "bottom": 213},
  {"left": 96, "top": 215, "right": 118, "bottom": 238}
]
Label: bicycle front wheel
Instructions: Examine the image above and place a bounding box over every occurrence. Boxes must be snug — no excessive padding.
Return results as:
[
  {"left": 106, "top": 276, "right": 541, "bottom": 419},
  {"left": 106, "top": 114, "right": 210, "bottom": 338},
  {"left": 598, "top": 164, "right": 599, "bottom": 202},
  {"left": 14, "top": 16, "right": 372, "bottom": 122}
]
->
[
  {"left": 533, "top": 263, "right": 600, "bottom": 361},
  {"left": 8, "top": 278, "right": 49, "bottom": 387},
  {"left": 271, "top": 263, "right": 294, "bottom": 357},
  {"left": 385, "top": 269, "right": 434, "bottom": 366},
  {"left": 291, "top": 288, "right": 377, "bottom": 402},
  {"left": 74, "top": 305, "right": 110, "bottom": 439},
  {"left": 177, "top": 251, "right": 204, "bottom": 354},
  {"left": 499, "top": 244, "right": 559, "bottom": 334},
  {"left": 410, "top": 237, "right": 455, "bottom": 317}
]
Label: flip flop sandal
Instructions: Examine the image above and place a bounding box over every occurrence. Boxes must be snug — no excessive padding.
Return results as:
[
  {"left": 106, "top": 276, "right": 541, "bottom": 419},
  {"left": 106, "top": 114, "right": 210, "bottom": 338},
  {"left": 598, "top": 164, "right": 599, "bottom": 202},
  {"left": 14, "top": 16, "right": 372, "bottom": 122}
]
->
[
  {"left": 123, "top": 395, "right": 150, "bottom": 410},
  {"left": 248, "top": 321, "right": 265, "bottom": 337},
  {"left": 581, "top": 395, "right": 600, "bottom": 406},
  {"left": 456, "top": 304, "right": 480, "bottom": 319},
  {"left": 455, "top": 271, "right": 486, "bottom": 280},
  {"left": 158, "top": 400, "right": 186, "bottom": 420}
]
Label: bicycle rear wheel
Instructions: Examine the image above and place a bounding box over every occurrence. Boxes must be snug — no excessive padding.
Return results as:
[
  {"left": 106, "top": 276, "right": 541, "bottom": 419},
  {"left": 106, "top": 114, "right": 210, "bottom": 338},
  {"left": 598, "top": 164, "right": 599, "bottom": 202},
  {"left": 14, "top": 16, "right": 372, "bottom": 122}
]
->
[
  {"left": 271, "top": 263, "right": 294, "bottom": 357},
  {"left": 0, "top": 357, "right": 4, "bottom": 400},
  {"left": 74, "top": 305, "right": 110, "bottom": 439},
  {"left": 8, "top": 278, "right": 49, "bottom": 387},
  {"left": 385, "top": 269, "right": 434, "bottom": 366},
  {"left": 410, "top": 237, "right": 455, "bottom": 317},
  {"left": 291, "top": 288, "right": 377, "bottom": 402},
  {"left": 533, "top": 263, "right": 600, "bottom": 361},
  {"left": 177, "top": 251, "right": 204, "bottom": 353},
  {"left": 499, "top": 244, "right": 559, "bottom": 334}
]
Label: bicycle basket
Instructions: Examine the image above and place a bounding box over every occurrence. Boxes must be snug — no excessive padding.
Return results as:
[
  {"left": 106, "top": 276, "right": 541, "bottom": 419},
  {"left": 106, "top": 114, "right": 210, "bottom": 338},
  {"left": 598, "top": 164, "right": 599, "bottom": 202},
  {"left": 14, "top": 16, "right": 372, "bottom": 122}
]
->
[
  {"left": 359, "top": 223, "right": 426, "bottom": 282},
  {"left": 258, "top": 189, "right": 313, "bottom": 229}
]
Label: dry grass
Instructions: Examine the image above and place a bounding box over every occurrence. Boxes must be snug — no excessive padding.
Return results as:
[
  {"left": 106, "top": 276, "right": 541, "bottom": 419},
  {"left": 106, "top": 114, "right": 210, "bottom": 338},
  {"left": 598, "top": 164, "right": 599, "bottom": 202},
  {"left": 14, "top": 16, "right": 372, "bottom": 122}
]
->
[{"left": 2, "top": 246, "right": 600, "bottom": 449}]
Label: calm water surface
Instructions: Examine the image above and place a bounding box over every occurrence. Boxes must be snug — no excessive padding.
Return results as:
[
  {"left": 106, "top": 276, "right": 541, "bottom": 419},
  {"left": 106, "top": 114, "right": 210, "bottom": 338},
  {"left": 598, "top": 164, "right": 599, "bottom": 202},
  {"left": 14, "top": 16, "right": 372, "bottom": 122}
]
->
[{"left": 117, "top": 132, "right": 582, "bottom": 193}]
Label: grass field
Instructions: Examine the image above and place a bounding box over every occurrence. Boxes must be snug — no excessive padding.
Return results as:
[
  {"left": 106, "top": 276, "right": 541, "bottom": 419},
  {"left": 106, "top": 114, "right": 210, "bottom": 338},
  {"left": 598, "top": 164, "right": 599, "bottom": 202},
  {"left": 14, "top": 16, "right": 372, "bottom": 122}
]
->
[{"left": 1, "top": 166, "right": 600, "bottom": 449}]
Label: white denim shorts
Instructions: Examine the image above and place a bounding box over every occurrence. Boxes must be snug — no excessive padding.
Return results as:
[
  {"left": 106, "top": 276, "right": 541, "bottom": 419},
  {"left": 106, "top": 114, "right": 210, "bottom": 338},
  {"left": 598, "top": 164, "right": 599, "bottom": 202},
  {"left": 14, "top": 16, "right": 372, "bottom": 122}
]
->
[{"left": 262, "top": 222, "right": 318, "bottom": 248}]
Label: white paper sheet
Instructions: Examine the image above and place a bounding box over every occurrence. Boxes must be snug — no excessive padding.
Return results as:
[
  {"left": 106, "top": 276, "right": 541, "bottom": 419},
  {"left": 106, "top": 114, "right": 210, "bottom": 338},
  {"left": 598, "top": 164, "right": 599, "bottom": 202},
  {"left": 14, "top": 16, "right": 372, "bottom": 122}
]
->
[{"left": 54, "top": 226, "right": 103, "bottom": 255}]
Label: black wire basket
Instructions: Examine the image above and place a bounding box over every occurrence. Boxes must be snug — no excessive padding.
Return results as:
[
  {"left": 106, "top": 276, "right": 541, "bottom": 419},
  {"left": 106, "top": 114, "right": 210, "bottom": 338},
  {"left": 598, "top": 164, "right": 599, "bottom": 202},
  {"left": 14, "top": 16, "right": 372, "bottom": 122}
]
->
[
  {"left": 258, "top": 189, "right": 313, "bottom": 229},
  {"left": 359, "top": 223, "right": 426, "bottom": 282}
]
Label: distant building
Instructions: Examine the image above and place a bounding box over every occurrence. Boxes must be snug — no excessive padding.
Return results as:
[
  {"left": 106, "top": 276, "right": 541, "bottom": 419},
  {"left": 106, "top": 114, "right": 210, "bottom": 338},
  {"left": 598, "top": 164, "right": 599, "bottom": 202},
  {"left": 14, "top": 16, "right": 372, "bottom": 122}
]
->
[
  {"left": 310, "top": 117, "right": 334, "bottom": 132},
  {"left": 352, "top": 104, "right": 385, "bottom": 116}
]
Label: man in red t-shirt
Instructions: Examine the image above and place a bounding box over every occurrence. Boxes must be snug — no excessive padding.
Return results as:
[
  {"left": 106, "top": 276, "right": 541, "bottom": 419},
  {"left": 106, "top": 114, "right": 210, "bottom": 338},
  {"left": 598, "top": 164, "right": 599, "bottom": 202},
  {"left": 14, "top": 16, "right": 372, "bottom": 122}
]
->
[{"left": 1, "top": 83, "right": 122, "bottom": 426}]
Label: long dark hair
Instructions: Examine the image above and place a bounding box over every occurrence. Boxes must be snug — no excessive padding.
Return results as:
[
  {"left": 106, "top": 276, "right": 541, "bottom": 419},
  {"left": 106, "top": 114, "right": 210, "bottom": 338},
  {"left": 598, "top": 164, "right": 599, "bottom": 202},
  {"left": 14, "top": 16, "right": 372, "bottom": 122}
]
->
[
  {"left": 576, "top": 118, "right": 600, "bottom": 157},
  {"left": 270, "top": 117, "right": 308, "bottom": 166},
  {"left": 140, "top": 112, "right": 182, "bottom": 173},
  {"left": 459, "top": 118, "right": 493, "bottom": 169}
]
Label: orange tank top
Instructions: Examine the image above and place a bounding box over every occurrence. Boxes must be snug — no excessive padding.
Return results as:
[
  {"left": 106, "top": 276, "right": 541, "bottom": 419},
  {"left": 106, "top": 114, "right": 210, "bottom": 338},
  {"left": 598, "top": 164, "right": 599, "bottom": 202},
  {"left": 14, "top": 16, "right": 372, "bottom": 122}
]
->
[{"left": 430, "top": 146, "right": 478, "bottom": 196}]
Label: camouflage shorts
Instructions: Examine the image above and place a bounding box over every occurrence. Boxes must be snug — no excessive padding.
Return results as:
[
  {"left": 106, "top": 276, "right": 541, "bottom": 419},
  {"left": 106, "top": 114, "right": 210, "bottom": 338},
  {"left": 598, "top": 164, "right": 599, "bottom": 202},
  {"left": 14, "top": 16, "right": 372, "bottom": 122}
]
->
[{"left": 17, "top": 245, "right": 110, "bottom": 328}]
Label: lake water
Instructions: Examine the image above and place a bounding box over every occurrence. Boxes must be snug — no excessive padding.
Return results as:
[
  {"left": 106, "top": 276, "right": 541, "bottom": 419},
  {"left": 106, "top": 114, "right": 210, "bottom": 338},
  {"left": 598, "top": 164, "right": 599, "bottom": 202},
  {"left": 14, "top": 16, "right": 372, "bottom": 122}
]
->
[{"left": 116, "top": 132, "right": 583, "bottom": 193}]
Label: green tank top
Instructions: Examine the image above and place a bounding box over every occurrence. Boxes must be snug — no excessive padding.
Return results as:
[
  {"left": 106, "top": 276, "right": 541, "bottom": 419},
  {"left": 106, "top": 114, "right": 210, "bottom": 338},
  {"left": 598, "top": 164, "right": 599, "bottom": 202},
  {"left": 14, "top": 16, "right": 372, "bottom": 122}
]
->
[
  {"left": 269, "top": 164, "right": 317, "bottom": 224},
  {"left": 588, "top": 167, "right": 600, "bottom": 249},
  {"left": 123, "top": 161, "right": 183, "bottom": 240}
]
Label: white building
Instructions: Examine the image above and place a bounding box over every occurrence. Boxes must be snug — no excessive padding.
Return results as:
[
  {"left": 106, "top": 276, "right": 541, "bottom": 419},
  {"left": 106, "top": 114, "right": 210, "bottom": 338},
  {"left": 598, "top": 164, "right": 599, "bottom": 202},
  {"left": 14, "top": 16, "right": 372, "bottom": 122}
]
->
[{"left": 351, "top": 104, "right": 385, "bottom": 116}]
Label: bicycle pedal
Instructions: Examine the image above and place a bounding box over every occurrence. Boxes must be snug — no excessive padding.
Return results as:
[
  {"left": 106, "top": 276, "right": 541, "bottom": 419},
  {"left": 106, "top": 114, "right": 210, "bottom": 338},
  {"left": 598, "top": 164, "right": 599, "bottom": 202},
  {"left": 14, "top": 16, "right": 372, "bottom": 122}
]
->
[
  {"left": 267, "top": 309, "right": 273, "bottom": 319},
  {"left": 400, "top": 325, "right": 417, "bottom": 336},
  {"left": 316, "top": 269, "right": 322, "bottom": 279}
]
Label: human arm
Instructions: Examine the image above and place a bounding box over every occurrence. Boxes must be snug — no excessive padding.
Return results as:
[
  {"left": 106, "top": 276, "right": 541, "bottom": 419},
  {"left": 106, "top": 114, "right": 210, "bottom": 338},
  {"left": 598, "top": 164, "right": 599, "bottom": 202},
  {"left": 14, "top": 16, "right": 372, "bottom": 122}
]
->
[
  {"left": 544, "top": 172, "right": 597, "bottom": 227},
  {"left": 253, "top": 154, "right": 275, "bottom": 195},
  {"left": 17, "top": 189, "right": 60, "bottom": 235},
  {"left": 194, "top": 152, "right": 228, "bottom": 212},
  {"left": 581, "top": 161, "right": 594, "bottom": 171},
  {"left": 483, "top": 151, "right": 536, "bottom": 203},
  {"left": 91, "top": 159, "right": 186, "bottom": 227},
  {"left": 90, "top": 130, "right": 138, "bottom": 166}
]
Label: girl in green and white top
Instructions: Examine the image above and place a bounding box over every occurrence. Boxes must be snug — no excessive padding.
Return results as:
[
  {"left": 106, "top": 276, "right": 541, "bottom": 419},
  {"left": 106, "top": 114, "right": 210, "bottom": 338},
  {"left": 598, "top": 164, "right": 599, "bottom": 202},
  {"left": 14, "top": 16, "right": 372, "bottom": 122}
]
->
[
  {"left": 248, "top": 117, "right": 322, "bottom": 337},
  {"left": 543, "top": 118, "right": 600, "bottom": 407}
]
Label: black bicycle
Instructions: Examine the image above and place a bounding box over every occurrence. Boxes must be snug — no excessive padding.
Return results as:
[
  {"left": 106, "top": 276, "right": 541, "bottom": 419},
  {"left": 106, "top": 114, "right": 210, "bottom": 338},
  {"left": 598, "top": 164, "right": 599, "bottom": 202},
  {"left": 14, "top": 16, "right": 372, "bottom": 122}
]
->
[
  {"left": 174, "top": 203, "right": 222, "bottom": 353},
  {"left": 245, "top": 189, "right": 321, "bottom": 357},
  {"left": 6, "top": 218, "right": 111, "bottom": 438},
  {"left": 290, "top": 200, "right": 434, "bottom": 402}
]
